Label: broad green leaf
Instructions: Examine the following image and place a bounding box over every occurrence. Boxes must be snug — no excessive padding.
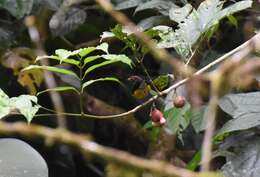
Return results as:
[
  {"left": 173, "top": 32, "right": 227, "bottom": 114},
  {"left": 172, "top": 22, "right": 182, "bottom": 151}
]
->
[
  {"left": 96, "top": 43, "right": 109, "bottom": 54},
  {"left": 155, "top": 0, "right": 252, "bottom": 58},
  {"left": 134, "top": 0, "right": 179, "bottom": 16},
  {"left": 50, "top": 7, "right": 86, "bottom": 37},
  {"left": 10, "top": 95, "right": 40, "bottom": 123},
  {"left": 217, "top": 92, "right": 260, "bottom": 135},
  {"left": 82, "top": 77, "right": 122, "bottom": 91},
  {"left": 0, "top": 89, "right": 39, "bottom": 122},
  {"left": 79, "top": 47, "right": 96, "bottom": 58},
  {"left": 22, "top": 65, "right": 79, "bottom": 79},
  {"left": 83, "top": 55, "right": 102, "bottom": 66},
  {"left": 36, "top": 55, "right": 80, "bottom": 66},
  {"left": 221, "top": 136, "right": 260, "bottom": 177},
  {"left": 0, "top": 0, "right": 34, "bottom": 19},
  {"left": 164, "top": 103, "right": 191, "bottom": 135},
  {"left": 37, "top": 86, "right": 80, "bottom": 96}
]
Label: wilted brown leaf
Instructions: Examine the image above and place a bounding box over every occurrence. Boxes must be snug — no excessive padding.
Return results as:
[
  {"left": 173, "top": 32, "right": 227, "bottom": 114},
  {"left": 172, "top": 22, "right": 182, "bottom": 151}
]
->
[{"left": 1, "top": 47, "right": 43, "bottom": 95}]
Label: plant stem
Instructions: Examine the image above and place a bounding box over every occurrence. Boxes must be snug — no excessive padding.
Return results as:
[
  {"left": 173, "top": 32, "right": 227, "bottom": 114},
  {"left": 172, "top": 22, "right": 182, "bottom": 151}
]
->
[{"left": 79, "top": 65, "right": 84, "bottom": 116}]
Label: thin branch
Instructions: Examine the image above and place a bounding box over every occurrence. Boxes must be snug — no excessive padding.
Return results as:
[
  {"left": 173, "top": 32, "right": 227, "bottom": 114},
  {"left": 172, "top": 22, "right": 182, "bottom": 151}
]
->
[
  {"left": 200, "top": 72, "right": 221, "bottom": 171},
  {"left": 21, "top": 32, "right": 259, "bottom": 120},
  {"left": 25, "top": 16, "right": 67, "bottom": 129},
  {"left": 0, "top": 121, "right": 196, "bottom": 177}
]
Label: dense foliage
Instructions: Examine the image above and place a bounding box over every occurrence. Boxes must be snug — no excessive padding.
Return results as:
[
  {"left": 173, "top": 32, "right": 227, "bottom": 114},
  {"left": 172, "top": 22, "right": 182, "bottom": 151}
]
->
[{"left": 0, "top": 0, "right": 260, "bottom": 177}]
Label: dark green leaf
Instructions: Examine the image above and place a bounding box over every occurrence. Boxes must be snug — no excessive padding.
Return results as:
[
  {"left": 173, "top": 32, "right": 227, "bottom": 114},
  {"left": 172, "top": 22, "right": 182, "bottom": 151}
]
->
[
  {"left": 217, "top": 92, "right": 260, "bottom": 135},
  {"left": 134, "top": 0, "right": 179, "bottom": 16},
  {"left": 221, "top": 136, "right": 260, "bottom": 177},
  {"left": 0, "top": 0, "right": 34, "bottom": 19},
  {"left": 49, "top": 7, "right": 87, "bottom": 36}
]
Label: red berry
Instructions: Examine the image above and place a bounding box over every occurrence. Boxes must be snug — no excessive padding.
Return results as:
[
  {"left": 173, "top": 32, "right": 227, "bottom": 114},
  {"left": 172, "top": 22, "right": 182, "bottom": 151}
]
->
[
  {"left": 174, "top": 96, "right": 186, "bottom": 108},
  {"left": 150, "top": 109, "right": 163, "bottom": 122}
]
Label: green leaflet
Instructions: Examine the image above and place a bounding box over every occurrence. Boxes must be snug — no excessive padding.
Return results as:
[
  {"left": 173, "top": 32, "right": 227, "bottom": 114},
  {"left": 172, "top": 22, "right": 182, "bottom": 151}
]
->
[
  {"left": 36, "top": 55, "right": 80, "bottom": 66},
  {"left": 82, "top": 77, "right": 122, "bottom": 92},
  {"left": 83, "top": 54, "right": 132, "bottom": 79},
  {"left": 101, "top": 54, "right": 132, "bottom": 67},
  {"left": 22, "top": 65, "right": 79, "bottom": 79},
  {"left": 37, "top": 86, "right": 80, "bottom": 96},
  {"left": 83, "top": 55, "right": 102, "bottom": 66},
  {"left": 55, "top": 48, "right": 81, "bottom": 63},
  {"left": 84, "top": 60, "right": 117, "bottom": 79},
  {"left": 78, "top": 47, "right": 96, "bottom": 58},
  {"left": 96, "top": 42, "right": 109, "bottom": 54},
  {"left": 79, "top": 43, "right": 109, "bottom": 58}
]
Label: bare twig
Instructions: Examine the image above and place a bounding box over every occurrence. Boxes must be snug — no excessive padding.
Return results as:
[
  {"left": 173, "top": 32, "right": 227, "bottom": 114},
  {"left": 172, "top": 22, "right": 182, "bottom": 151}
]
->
[{"left": 25, "top": 16, "right": 67, "bottom": 129}]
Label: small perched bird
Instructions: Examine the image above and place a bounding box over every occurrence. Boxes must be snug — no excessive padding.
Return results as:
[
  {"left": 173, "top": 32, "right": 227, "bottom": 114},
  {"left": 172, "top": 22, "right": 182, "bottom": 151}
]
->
[{"left": 128, "top": 74, "right": 172, "bottom": 99}]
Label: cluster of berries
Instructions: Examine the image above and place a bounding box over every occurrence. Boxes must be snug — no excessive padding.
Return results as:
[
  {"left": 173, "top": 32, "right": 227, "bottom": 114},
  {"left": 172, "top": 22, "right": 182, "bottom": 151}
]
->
[{"left": 150, "top": 96, "right": 186, "bottom": 127}]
